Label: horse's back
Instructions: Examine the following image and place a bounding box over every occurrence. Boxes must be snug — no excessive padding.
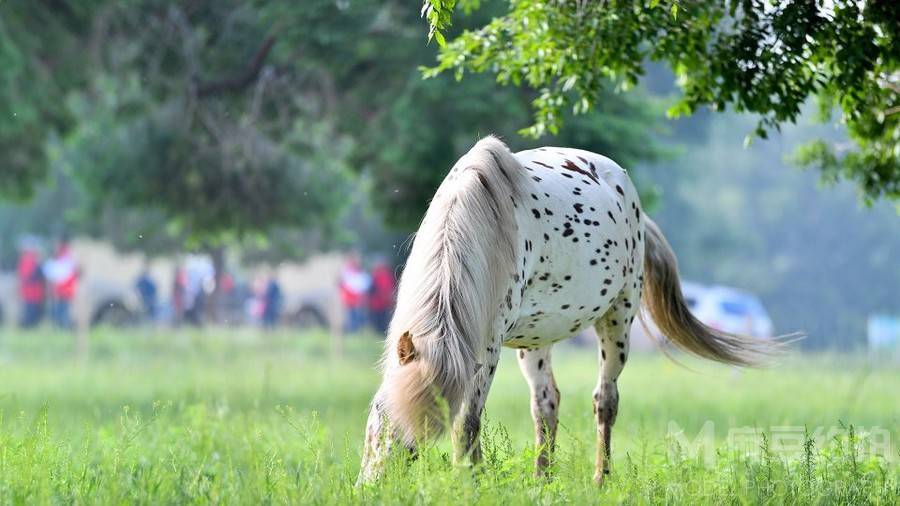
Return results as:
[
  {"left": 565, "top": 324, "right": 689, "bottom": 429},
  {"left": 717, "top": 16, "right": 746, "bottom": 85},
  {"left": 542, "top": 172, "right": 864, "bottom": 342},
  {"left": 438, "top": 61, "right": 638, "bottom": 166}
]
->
[{"left": 498, "top": 147, "right": 644, "bottom": 349}]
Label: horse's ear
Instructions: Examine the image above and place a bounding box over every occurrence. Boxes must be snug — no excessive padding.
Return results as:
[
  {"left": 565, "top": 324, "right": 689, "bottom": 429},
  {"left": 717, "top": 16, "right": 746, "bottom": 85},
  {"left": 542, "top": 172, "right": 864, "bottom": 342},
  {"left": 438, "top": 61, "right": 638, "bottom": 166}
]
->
[{"left": 397, "top": 331, "right": 416, "bottom": 365}]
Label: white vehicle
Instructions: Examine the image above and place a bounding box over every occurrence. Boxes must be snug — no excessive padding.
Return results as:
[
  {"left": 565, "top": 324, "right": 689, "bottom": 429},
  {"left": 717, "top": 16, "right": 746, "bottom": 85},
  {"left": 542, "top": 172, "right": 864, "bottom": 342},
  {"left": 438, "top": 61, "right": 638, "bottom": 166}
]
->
[{"left": 680, "top": 281, "right": 774, "bottom": 338}]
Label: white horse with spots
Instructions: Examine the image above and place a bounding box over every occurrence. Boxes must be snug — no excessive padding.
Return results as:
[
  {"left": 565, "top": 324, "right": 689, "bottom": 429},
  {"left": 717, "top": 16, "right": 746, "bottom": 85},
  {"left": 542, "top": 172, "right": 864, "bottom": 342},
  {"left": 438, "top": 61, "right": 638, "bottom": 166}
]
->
[{"left": 358, "top": 136, "right": 773, "bottom": 484}]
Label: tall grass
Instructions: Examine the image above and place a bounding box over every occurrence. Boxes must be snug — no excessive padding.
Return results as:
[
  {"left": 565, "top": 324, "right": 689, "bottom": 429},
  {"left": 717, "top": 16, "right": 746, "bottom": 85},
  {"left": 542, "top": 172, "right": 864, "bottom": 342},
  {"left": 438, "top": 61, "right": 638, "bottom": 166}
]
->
[{"left": 0, "top": 328, "right": 896, "bottom": 504}]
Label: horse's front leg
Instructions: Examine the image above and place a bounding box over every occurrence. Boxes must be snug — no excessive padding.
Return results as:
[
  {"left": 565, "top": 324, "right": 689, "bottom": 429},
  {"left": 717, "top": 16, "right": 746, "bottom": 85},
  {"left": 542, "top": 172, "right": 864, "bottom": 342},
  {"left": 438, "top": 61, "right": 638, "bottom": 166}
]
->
[
  {"left": 358, "top": 389, "right": 404, "bottom": 484},
  {"left": 451, "top": 345, "right": 501, "bottom": 466}
]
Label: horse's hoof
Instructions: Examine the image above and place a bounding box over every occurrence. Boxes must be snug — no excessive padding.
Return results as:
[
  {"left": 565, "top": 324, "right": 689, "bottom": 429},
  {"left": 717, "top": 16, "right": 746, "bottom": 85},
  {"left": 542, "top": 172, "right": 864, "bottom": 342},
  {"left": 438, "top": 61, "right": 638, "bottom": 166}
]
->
[{"left": 593, "top": 472, "right": 606, "bottom": 487}]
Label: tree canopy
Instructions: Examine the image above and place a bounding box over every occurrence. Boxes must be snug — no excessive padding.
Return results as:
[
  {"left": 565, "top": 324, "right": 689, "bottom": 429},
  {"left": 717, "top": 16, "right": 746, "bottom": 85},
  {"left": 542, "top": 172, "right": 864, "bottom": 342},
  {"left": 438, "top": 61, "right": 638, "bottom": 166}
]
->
[
  {"left": 423, "top": 0, "right": 900, "bottom": 202},
  {"left": 0, "top": 0, "right": 665, "bottom": 240}
]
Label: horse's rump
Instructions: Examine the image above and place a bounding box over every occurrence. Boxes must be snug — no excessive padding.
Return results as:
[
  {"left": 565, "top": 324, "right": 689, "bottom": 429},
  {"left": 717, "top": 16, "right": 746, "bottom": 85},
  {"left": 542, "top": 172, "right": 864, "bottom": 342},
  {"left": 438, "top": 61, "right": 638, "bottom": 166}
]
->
[{"left": 381, "top": 136, "right": 526, "bottom": 443}]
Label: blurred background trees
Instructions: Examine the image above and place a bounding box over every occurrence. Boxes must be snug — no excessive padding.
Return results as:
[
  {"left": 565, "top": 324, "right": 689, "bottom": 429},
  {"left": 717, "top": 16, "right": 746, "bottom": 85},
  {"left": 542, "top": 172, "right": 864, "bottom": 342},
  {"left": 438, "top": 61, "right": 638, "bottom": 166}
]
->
[
  {"left": 0, "top": 0, "right": 897, "bottom": 344},
  {"left": 1, "top": 0, "right": 664, "bottom": 232}
]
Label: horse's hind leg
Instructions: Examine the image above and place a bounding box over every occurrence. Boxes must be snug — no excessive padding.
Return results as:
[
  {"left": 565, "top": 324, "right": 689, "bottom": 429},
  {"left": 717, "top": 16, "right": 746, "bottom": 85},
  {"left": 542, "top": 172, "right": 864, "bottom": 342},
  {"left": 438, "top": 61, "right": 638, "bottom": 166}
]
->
[
  {"left": 516, "top": 346, "right": 560, "bottom": 477},
  {"left": 592, "top": 291, "right": 639, "bottom": 485}
]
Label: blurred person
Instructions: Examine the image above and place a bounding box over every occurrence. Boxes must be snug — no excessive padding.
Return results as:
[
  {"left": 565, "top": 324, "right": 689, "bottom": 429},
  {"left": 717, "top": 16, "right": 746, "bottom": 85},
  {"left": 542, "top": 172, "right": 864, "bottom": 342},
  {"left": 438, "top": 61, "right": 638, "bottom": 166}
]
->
[
  {"left": 184, "top": 271, "right": 204, "bottom": 326},
  {"left": 43, "top": 239, "right": 79, "bottom": 329},
  {"left": 183, "top": 256, "right": 214, "bottom": 326},
  {"left": 248, "top": 274, "right": 267, "bottom": 324},
  {"left": 338, "top": 252, "right": 371, "bottom": 333},
  {"left": 183, "top": 285, "right": 205, "bottom": 326},
  {"left": 368, "top": 259, "right": 396, "bottom": 334},
  {"left": 262, "top": 274, "right": 283, "bottom": 329},
  {"left": 135, "top": 267, "right": 158, "bottom": 321},
  {"left": 216, "top": 270, "right": 236, "bottom": 324},
  {"left": 172, "top": 266, "right": 187, "bottom": 325},
  {"left": 16, "top": 240, "right": 46, "bottom": 328},
  {"left": 219, "top": 271, "right": 235, "bottom": 295}
]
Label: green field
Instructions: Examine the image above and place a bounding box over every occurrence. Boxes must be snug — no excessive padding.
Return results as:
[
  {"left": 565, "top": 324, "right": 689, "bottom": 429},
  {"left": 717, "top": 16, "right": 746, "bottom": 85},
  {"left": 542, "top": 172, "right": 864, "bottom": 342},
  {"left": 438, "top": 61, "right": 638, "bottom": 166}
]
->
[{"left": 0, "top": 329, "right": 896, "bottom": 504}]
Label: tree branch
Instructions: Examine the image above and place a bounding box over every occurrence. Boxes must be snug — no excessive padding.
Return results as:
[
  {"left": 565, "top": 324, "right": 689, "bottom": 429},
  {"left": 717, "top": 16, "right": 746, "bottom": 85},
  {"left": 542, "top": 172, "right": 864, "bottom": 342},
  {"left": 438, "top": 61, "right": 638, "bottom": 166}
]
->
[{"left": 196, "top": 36, "right": 276, "bottom": 98}]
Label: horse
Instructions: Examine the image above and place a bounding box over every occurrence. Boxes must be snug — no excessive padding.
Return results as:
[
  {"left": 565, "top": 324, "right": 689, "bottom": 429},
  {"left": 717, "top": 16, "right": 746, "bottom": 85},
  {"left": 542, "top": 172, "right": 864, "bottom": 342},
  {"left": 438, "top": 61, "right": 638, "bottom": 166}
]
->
[{"left": 358, "top": 136, "right": 774, "bottom": 484}]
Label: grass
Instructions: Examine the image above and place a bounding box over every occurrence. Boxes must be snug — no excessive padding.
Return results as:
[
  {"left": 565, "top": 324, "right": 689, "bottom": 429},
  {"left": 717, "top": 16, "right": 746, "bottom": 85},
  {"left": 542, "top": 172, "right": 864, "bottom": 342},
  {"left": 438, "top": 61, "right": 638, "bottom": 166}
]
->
[{"left": 0, "top": 328, "right": 896, "bottom": 504}]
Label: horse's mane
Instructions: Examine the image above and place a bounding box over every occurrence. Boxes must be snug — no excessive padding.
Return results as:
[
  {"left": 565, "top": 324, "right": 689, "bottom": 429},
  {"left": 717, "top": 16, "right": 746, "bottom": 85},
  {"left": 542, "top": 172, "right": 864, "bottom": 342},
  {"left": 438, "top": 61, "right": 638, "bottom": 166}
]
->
[{"left": 380, "top": 136, "right": 525, "bottom": 443}]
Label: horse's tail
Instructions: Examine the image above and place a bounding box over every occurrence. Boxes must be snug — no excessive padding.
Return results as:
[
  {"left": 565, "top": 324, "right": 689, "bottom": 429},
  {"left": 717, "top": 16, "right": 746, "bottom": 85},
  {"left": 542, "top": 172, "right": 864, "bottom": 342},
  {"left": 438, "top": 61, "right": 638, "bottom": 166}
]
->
[
  {"left": 381, "top": 136, "right": 524, "bottom": 444},
  {"left": 641, "top": 218, "right": 779, "bottom": 366}
]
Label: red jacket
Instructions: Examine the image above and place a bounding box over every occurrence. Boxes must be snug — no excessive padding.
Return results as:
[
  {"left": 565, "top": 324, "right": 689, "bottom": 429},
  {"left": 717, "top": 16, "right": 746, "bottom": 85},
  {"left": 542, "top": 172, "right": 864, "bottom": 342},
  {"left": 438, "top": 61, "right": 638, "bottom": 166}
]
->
[
  {"left": 368, "top": 265, "right": 395, "bottom": 312},
  {"left": 46, "top": 246, "right": 79, "bottom": 301},
  {"left": 55, "top": 272, "right": 78, "bottom": 300},
  {"left": 339, "top": 263, "right": 370, "bottom": 308},
  {"left": 17, "top": 251, "right": 45, "bottom": 303}
]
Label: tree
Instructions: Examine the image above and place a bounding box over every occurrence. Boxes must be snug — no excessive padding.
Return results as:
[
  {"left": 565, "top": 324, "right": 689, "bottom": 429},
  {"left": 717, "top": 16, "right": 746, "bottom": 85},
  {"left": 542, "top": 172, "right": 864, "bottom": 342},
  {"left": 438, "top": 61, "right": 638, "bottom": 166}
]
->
[
  {"left": 260, "top": 0, "right": 668, "bottom": 229},
  {"left": 0, "top": 1, "right": 358, "bottom": 320},
  {"left": 2, "top": 0, "right": 667, "bottom": 234},
  {"left": 0, "top": 1, "right": 104, "bottom": 199},
  {"left": 422, "top": 0, "right": 900, "bottom": 202}
]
